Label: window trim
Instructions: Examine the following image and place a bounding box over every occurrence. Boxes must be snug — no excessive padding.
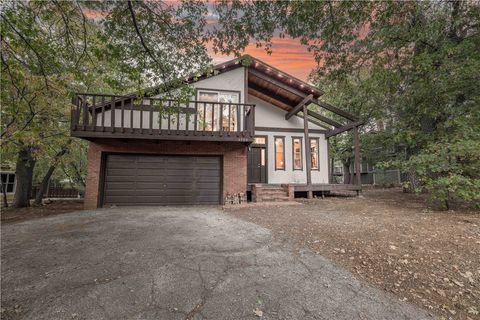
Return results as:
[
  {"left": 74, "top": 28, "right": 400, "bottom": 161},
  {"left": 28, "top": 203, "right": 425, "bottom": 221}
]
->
[
  {"left": 291, "top": 136, "right": 303, "bottom": 171},
  {"left": 274, "top": 136, "right": 285, "bottom": 171},
  {"left": 310, "top": 137, "right": 320, "bottom": 171},
  {"left": 195, "top": 88, "right": 242, "bottom": 103},
  {"left": 252, "top": 135, "right": 267, "bottom": 146},
  {"left": 0, "top": 172, "right": 16, "bottom": 194}
]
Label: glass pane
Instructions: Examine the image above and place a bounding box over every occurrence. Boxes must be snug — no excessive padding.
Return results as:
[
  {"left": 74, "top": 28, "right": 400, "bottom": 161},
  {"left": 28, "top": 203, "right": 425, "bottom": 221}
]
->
[
  {"left": 1, "top": 174, "right": 7, "bottom": 183},
  {"left": 198, "top": 91, "right": 218, "bottom": 102},
  {"left": 275, "top": 138, "right": 284, "bottom": 170},
  {"left": 221, "top": 104, "right": 237, "bottom": 131},
  {"left": 8, "top": 174, "right": 15, "bottom": 183},
  {"left": 218, "top": 92, "right": 239, "bottom": 103},
  {"left": 310, "top": 139, "right": 319, "bottom": 170},
  {"left": 253, "top": 137, "right": 266, "bottom": 145},
  {"left": 261, "top": 149, "right": 265, "bottom": 166},
  {"left": 293, "top": 138, "right": 302, "bottom": 170},
  {"left": 6, "top": 183, "right": 14, "bottom": 193}
]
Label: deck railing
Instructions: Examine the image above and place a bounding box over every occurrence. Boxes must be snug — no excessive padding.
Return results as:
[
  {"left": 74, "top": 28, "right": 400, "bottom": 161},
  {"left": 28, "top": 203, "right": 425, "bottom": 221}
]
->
[{"left": 70, "top": 93, "right": 255, "bottom": 142}]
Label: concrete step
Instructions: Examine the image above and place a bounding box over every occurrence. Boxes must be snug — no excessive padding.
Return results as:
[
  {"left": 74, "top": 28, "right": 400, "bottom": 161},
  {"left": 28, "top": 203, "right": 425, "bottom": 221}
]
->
[
  {"left": 256, "top": 190, "right": 287, "bottom": 196},
  {"left": 257, "top": 196, "right": 291, "bottom": 202},
  {"left": 257, "top": 187, "right": 285, "bottom": 192}
]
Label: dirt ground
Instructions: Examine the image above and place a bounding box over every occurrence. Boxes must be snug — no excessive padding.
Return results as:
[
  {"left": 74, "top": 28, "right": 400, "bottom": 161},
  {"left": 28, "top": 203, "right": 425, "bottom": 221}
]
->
[
  {"left": 225, "top": 188, "right": 480, "bottom": 320},
  {"left": 1, "top": 200, "right": 83, "bottom": 224}
]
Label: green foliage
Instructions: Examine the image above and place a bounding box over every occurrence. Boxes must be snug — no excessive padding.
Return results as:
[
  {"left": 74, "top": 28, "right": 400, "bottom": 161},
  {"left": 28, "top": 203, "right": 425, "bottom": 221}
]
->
[
  {"left": 1, "top": 1, "right": 214, "bottom": 197},
  {"left": 212, "top": 0, "right": 480, "bottom": 208}
]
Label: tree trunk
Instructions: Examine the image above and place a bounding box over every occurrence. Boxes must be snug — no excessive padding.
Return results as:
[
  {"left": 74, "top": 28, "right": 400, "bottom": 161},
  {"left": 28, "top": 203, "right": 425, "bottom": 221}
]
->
[
  {"left": 34, "top": 147, "right": 69, "bottom": 205},
  {"left": 343, "top": 160, "right": 351, "bottom": 184},
  {"left": 403, "top": 168, "right": 418, "bottom": 193},
  {"left": 12, "top": 147, "right": 36, "bottom": 208},
  {"left": 1, "top": 180, "right": 8, "bottom": 208}
]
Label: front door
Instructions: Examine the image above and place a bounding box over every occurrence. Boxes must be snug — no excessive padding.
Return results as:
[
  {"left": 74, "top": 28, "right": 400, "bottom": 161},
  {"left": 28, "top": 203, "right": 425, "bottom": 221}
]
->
[{"left": 248, "top": 146, "right": 267, "bottom": 183}]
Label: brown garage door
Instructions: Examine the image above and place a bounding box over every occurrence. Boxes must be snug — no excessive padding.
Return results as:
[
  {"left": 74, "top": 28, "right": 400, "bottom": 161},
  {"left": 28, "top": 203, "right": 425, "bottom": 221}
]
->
[{"left": 103, "top": 154, "right": 222, "bottom": 206}]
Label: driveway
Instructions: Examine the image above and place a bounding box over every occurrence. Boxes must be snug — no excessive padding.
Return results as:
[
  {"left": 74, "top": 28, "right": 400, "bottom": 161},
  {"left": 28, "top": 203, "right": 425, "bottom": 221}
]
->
[{"left": 1, "top": 206, "right": 431, "bottom": 320}]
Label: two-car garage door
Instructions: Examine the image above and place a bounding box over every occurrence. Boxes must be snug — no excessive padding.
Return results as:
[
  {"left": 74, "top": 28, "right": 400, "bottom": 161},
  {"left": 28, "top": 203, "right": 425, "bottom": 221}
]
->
[{"left": 103, "top": 154, "right": 222, "bottom": 206}]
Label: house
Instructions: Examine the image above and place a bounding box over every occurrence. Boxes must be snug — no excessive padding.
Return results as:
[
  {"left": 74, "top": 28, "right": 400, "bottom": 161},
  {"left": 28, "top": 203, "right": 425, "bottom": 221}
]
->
[
  {"left": 71, "top": 56, "right": 362, "bottom": 209},
  {"left": 1, "top": 167, "right": 16, "bottom": 196}
]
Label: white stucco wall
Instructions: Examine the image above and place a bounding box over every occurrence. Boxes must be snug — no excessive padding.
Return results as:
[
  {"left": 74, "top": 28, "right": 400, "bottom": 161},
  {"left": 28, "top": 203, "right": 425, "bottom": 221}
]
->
[
  {"left": 192, "top": 67, "right": 246, "bottom": 102},
  {"left": 250, "top": 95, "right": 325, "bottom": 131},
  {"left": 250, "top": 94, "right": 329, "bottom": 184}
]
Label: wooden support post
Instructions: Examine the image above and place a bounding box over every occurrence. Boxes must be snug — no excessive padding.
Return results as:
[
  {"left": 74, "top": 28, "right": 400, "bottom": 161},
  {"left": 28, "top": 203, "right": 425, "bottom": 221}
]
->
[
  {"left": 353, "top": 126, "right": 362, "bottom": 195},
  {"left": 303, "top": 104, "right": 313, "bottom": 199}
]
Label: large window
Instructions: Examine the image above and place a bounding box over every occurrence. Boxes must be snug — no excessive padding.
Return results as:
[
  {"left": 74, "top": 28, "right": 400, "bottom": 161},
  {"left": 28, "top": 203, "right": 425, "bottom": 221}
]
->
[
  {"left": 274, "top": 137, "right": 285, "bottom": 170},
  {"left": 1, "top": 173, "right": 16, "bottom": 193},
  {"left": 292, "top": 137, "right": 303, "bottom": 170},
  {"left": 310, "top": 138, "right": 319, "bottom": 170},
  {"left": 197, "top": 90, "right": 240, "bottom": 131}
]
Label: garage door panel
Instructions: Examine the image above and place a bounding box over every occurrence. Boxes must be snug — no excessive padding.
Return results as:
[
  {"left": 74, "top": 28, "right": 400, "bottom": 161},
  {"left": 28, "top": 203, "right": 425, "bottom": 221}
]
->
[
  {"left": 104, "top": 181, "right": 136, "bottom": 189},
  {"left": 103, "top": 154, "right": 221, "bottom": 206}
]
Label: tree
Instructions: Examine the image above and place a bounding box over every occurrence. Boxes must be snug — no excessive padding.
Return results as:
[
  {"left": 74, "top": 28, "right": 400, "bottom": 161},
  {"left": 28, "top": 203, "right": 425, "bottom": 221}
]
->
[
  {"left": 212, "top": 0, "right": 480, "bottom": 208},
  {"left": 1, "top": 0, "right": 213, "bottom": 207}
]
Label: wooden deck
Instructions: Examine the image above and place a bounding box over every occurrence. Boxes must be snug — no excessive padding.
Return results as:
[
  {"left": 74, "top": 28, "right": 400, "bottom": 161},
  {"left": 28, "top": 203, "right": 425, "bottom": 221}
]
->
[
  {"left": 71, "top": 93, "right": 255, "bottom": 142},
  {"left": 247, "top": 183, "right": 361, "bottom": 193}
]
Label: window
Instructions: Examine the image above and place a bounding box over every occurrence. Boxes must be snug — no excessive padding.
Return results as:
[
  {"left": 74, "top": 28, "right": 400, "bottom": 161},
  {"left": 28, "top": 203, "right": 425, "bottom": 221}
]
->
[
  {"left": 274, "top": 137, "right": 285, "bottom": 170},
  {"left": 310, "top": 138, "right": 319, "bottom": 170},
  {"left": 1, "top": 173, "right": 15, "bottom": 193},
  {"left": 197, "top": 90, "right": 240, "bottom": 131},
  {"left": 253, "top": 136, "right": 266, "bottom": 145},
  {"left": 292, "top": 137, "right": 303, "bottom": 170}
]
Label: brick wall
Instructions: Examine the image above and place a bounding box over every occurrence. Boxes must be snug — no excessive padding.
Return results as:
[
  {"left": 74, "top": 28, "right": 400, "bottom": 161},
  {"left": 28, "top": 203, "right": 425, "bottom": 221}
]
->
[{"left": 84, "top": 139, "right": 247, "bottom": 209}]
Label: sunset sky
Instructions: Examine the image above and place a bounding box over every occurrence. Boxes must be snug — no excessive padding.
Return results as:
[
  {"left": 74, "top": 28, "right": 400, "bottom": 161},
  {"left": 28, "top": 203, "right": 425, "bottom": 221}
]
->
[
  {"left": 84, "top": 4, "right": 318, "bottom": 81},
  {"left": 210, "top": 38, "right": 317, "bottom": 81}
]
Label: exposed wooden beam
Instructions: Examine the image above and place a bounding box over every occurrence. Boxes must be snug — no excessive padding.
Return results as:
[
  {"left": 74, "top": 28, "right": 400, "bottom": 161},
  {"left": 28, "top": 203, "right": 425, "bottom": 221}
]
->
[
  {"left": 249, "top": 69, "right": 311, "bottom": 100},
  {"left": 353, "top": 126, "right": 362, "bottom": 193},
  {"left": 249, "top": 69, "right": 358, "bottom": 121},
  {"left": 325, "top": 120, "right": 364, "bottom": 138},
  {"left": 296, "top": 113, "right": 332, "bottom": 130},
  {"left": 307, "top": 110, "right": 343, "bottom": 128},
  {"left": 285, "top": 94, "right": 313, "bottom": 120},
  {"left": 248, "top": 83, "right": 297, "bottom": 109},
  {"left": 311, "top": 99, "right": 358, "bottom": 122},
  {"left": 303, "top": 104, "right": 313, "bottom": 199}
]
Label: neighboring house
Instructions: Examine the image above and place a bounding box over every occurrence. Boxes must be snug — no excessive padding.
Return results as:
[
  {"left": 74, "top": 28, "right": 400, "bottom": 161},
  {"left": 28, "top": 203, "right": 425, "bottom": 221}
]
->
[
  {"left": 332, "top": 160, "right": 403, "bottom": 186},
  {"left": 0, "top": 168, "right": 16, "bottom": 195},
  {"left": 71, "top": 55, "right": 362, "bottom": 208}
]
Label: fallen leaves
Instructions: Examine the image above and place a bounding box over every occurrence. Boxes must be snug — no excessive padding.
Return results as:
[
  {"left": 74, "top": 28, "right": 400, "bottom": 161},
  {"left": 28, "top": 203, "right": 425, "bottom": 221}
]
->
[
  {"left": 253, "top": 308, "right": 263, "bottom": 317},
  {"left": 226, "top": 188, "right": 480, "bottom": 320}
]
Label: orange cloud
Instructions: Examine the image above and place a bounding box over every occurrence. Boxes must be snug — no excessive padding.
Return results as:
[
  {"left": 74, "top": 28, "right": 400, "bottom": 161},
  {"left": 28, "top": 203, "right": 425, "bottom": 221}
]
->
[{"left": 211, "top": 37, "right": 318, "bottom": 81}]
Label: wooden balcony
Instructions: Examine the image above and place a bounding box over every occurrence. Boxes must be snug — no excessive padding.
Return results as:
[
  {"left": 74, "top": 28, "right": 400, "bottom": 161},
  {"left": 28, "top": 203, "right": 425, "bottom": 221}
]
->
[{"left": 70, "top": 93, "right": 255, "bottom": 142}]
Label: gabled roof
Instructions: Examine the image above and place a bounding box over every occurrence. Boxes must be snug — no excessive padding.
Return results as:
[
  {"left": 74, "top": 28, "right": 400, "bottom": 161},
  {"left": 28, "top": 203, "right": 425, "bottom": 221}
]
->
[
  {"left": 91, "top": 55, "right": 360, "bottom": 134},
  {"left": 143, "top": 55, "right": 323, "bottom": 99}
]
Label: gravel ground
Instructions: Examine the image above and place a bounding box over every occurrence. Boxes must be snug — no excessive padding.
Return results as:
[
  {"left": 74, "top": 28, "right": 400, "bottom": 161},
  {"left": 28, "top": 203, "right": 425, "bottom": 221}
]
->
[{"left": 225, "top": 188, "right": 480, "bottom": 320}]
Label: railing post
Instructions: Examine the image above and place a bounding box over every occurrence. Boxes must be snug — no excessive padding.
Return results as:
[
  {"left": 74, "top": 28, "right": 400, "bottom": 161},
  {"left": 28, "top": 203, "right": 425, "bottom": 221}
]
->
[
  {"left": 251, "top": 104, "right": 255, "bottom": 137},
  {"left": 101, "top": 95, "right": 105, "bottom": 132},
  {"left": 194, "top": 101, "right": 198, "bottom": 135},
  {"left": 139, "top": 97, "right": 143, "bottom": 134},
  {"left": 70, "top": 95, "right": 76, "bottom": 131},
  {"left": 82, "top": 94, "right": 88, "bottom": 130},
  {"left": 121, "top": 98, "right": 125, "bottom": 133},
  {"left": 111, "top": 96, "right": 116, "bottom": 133},
  {"left": 149, "top": 98, "right": 153, "bottom": 135},
  {"left": 92, "top": 95, "right": 97, "bottom": 131}
]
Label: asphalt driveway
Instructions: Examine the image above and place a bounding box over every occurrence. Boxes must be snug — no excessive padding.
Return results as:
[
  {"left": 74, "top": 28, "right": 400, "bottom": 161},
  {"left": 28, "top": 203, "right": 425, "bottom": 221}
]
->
[{"left": 1, "top": 206, "right": 431, "bottom": 320}]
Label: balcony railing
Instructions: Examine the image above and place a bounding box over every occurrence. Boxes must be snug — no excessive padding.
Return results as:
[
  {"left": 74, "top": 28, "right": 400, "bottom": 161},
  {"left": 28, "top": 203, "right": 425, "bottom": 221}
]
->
[{"left": 70, "top": 93, "right": 255, "bottom": 142}]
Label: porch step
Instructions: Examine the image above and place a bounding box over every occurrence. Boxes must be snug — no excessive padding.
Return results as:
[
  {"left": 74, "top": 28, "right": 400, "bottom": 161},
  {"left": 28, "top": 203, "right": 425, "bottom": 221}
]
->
[
  {"left": 257, "top": 196, "right": 291, "bottom": 202},
  {"left": 252, "top": 184, "right": 293, "bottom": 203}
]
